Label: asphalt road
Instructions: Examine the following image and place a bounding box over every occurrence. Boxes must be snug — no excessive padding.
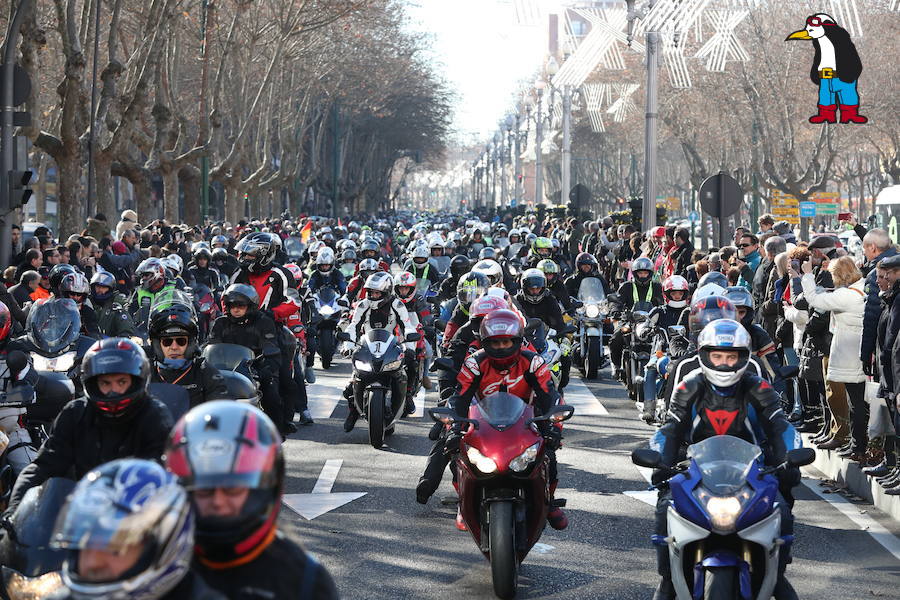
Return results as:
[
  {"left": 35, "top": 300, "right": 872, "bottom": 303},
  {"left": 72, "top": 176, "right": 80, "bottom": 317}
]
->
[{"left": 278, "top": 356, "right": 900, "bottom": 599}]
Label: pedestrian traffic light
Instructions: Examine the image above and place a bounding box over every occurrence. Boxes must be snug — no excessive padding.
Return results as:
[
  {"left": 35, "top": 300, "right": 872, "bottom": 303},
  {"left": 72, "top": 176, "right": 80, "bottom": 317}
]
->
[{"left": 8, "top": 169, "right": 33, "bottom": 210}]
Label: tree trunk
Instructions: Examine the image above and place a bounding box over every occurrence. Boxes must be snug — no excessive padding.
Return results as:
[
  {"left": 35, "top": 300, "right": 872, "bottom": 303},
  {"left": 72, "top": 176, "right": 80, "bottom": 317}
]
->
[
  {"left": 57, "top": 155, "right": 83, "bottom": 239},
  {"left": 179, "top": 165, "right": 201, "bottom": 225},
  {"left": 94, "top": 155, "right": 115, "bottom": 219},
  {"left": 162, "top": 168, "right": 179, "bottom": 222},
  {"left": 224, "top": 185, "right": 243, "bottom": 225}
]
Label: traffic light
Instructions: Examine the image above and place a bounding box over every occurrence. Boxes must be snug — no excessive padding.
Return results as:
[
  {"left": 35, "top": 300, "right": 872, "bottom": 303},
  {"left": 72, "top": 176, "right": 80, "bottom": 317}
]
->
[{"left": 8, "top": 169, "right": 33, "bottom": 210}]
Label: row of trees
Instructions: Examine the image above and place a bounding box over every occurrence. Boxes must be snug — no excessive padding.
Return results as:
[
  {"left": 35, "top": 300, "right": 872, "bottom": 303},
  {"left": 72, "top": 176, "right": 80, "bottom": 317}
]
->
[{"left": 6, "top": 0, "right": 451, "bottom": 236}]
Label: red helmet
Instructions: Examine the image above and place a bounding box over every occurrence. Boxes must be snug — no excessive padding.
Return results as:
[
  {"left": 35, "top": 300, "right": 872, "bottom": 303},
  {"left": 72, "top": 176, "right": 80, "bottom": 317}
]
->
[
  {"left": 662, "top": 275, "right": 690, "bottom": 308},
  {"left": 470, "top": 295, "right": 509, "bottom": 319},
  {"left": 283, "top": 263, "right": 304, "bottom": 287},
  {"left": 479, "top": 309, "right": 523, "bottom": 364}
]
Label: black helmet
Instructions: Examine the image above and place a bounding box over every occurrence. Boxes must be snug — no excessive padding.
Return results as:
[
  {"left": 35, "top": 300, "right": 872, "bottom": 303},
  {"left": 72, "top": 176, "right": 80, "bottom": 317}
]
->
[
  {"left": 697, "top": 271, "right": 728, "bottom": 290},
  {"left": 193, "top": 247, "right": 212, "bottom": 262},
  {"left": 211, "top": 247, "right": 229, "bottom": 263},
  {"left": 235, "top": 232, "right": 279, "bottom": 273},
  {"left": 722, "top": 286, "right": 755, "bottom": 326},
  {"left": 26, "top": 298, "right": 81, "bottom": 354},
  {"left": 631, "top": 257, "right": 654, "bottom": 285},
  {"left": 149, "top": 297, "right": 199, "bottom": 361},
  {"left": 48, "top": 264, "right": 77, "bottom": 297},
  {"left": 449, "top": 255, "right": 472, "bottom": 278},
  {"left": 688, "top": 295, "right": 737, "bottom": 345},
  {"left": 222, "top": 284, "right": 259, "bottom": 323},
  {"left": 81, "top": 337, "right": 151, "bottom": 420},
  {"left": 576, "top": 252, "right": 598, "bottom": 271},
  {"left": 520, "top": 268, "right": 548, "bottom": 304}
]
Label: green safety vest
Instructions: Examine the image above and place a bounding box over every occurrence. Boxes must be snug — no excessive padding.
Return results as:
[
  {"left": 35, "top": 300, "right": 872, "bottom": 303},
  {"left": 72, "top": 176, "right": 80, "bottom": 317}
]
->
[{"left": 632, "top": 282, "right": 653, "bottom": 304}]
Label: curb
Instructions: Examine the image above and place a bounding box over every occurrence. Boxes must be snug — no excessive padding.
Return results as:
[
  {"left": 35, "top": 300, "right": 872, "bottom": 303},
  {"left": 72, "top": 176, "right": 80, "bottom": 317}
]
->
[{"left": 803, "top": 434, "right": 900, "bottom": 522}]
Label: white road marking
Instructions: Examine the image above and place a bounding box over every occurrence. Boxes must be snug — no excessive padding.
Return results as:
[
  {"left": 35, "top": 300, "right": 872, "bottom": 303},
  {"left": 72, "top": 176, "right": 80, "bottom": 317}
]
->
[
  {"left": 532, "top": 542, "right": 555, "bottom": 554},
  {"left": 305, "top": 375, "right": 345, "bottom": 420},
  {"left": 802, "top": 477, "right": 900, "bottom": 563},
  {"left": 624, "top": 490, "right": 658, "bottom": 507},
  {"left": 283, "top": 459, "right": 367, "bottom": 520},
  {"left": 413, "top": 387, "right": 426, "bottom": 417},
  {"left": 563, "top": 375, "right": 609, "bottom": 416}
]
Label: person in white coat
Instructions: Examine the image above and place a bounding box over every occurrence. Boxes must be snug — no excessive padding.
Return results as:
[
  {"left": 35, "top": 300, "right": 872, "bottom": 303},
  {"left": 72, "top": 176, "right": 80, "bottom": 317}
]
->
[{"left": 793, "top": 255, "right": 868, "bottom": 461}]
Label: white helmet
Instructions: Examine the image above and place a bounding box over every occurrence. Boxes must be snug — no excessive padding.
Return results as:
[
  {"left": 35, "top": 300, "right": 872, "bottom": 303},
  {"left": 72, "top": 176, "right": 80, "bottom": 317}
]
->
[
  {"left": 162, "top": 254, "right": 183, "bottom": 277},
  {"left": 316, "top": 247, "right": 335, "bottom": 265},
  {"left": 364, "top": 271, "right": 393, "bottom": 308},
  {"left": 698, "top": 319, "right": 751, "bottom": 388},
  {"left": 411, "top": 245, "right": 430, "bottom": 264},
  {"left": 693, "top": 283, "right": 725, "bottom": 302},
  {"left": 473, "top": 259, "right": 503, "bottom": 286},
  {"left": 662, "top": 275, "right": 690, "bottom": 309}
]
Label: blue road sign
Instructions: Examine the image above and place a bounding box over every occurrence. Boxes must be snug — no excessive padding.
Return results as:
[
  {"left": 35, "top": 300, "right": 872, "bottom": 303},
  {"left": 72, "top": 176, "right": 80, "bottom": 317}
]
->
[
  {"left": 688, "top": 211, "right": 700, "bottom": 223},
  {"left": 799, "top": 201, "right": 816, "bottom": 218}
]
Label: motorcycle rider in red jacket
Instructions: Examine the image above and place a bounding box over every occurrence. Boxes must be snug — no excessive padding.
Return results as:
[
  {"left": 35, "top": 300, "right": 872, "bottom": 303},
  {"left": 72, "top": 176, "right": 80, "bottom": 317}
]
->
[{"left": 418, "top": 309, "right": 568, "bottom": 531}]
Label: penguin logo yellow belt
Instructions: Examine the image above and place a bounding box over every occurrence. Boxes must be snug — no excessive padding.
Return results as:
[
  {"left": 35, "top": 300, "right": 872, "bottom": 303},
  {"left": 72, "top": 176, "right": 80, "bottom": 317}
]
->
[{"left": 819, "top": 68, "right": 835, "bottom": 79}]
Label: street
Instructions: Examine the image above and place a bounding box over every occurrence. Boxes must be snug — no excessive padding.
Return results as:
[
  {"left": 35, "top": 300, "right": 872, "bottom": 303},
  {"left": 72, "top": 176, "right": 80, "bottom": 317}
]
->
[{"left": 279, "top": 358, "right": 900, "bottom": 599}]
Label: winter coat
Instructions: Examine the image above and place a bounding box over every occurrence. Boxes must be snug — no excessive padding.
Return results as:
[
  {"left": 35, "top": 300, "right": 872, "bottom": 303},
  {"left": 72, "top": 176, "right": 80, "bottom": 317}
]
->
[
  {"left": 800, "top": 272, "right": 866, "bottom": 383},
  {"left": 82, "top": 217, "right": 110, "bottom": 241}
]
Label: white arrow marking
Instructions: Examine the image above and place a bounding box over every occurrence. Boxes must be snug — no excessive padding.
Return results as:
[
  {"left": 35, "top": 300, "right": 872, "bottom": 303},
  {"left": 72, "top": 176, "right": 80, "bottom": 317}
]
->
[
  {"left": 532, "top": 542, "right": 555, "bottom": 554},
  {"left": 282, "top": 459, "right": 366, "bottom": 520},
  {"left": 305, "top": 376, "right": 344, "bottom": 420},
  {"left": 564, "top": 376, "right": 609, "bottom": 416},
  {"left": 624, "top": 463, "right": 658, "bottom": 506},
  {"left": 413, "top": 386, "right": 426, "bottom": 418}
]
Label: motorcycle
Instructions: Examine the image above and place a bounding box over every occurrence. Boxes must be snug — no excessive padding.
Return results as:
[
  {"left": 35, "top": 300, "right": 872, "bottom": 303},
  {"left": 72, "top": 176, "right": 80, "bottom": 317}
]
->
[
  {"left": 632, "top": 437, "right": 814, "bottom": 600},
  {"left": 0, "top": 478, "right": 73, "bottom": 599},
  {"left": 429, "top": 394, "right": 573, "bottom": 599},
  {"left": 573, "top": 277, "right": 609, "bottom": 379},
  {"left": 201, "top": 343, "right": 260, "bottom": 405},
  {"left": 191, "top": 282, "right": 219, "bottom": 342},
  {"left": 310, "top": 286, "right": 346, "bottom": 369},
  {"left": 528, "top": 321, "right": 574, "bottom": 390},
  {"left": 284, "top": 237, "right": 306, "bottom": 263},
  {"left": 340, "top": 329, "right": 419, "bottom": 449}
]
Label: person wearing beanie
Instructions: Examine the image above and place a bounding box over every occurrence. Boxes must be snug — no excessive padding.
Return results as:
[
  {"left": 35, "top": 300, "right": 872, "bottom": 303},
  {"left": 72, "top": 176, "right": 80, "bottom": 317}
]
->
[{"left": 116, "top": 209, "right": 140, "bottom": 239}]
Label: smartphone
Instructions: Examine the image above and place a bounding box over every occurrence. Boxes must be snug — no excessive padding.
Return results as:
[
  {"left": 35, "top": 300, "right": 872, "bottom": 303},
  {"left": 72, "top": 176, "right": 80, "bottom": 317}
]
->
[
  {"left": 790, "top": 259, "right": 801, "bottom": 271},
  {"left": 838, "top": 212, "right": 852, "bottom": 221}
]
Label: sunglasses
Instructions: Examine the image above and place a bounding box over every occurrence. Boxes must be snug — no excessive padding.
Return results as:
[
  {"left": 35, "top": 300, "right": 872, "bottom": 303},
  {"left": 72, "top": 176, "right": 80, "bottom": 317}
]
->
[
  {"left": 160, "top": 337, "right": 188, "bottom": 347},
  {"left": 738, "top": 243, "right": 754, "bottom": 248}
]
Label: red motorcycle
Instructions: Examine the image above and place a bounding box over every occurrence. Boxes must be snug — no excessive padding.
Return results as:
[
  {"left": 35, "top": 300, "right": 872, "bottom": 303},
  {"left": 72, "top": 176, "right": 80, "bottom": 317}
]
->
[{"left": 429, "top": 393, "right": 573, "bottom": 599}]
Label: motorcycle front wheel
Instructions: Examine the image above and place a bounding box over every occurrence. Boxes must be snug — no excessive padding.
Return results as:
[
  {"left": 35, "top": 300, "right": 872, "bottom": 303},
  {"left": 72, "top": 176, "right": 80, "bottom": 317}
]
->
[
  {"left": 488, "top": 500, "right": 517, "bottom": 599},
  {"left": 704, "top": 566, "right": 738, "bottom": 600},
  {"left": 367, "top": 388, "right": 385, "bottom": 449},
  {"left": 319, "top": 328, "right": 334, "bottom": 369},
  {"left": 585, "top": 337, "right": 601, "bottom": 380}
]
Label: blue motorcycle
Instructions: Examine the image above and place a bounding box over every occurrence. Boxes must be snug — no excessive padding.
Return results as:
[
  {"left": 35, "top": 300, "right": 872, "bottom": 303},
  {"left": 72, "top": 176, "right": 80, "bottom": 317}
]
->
[{"left": 632, "top": 436, "right": 814, "bottom": 600}]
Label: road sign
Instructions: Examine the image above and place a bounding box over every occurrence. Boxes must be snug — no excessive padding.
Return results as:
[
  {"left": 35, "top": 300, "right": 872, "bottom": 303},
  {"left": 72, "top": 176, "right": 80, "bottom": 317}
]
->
[
  {"left": 665, "top": 196, "right": 681, "bottom": 212},
  {"left": 812, "top": 191, "right": 840, "bottom": 215},
  {"left": 799, "top": 201, "right": 816, "bottom": 217},
  {"left": 698, "top": 172, "right": 742, "bottom": 217},
  {"left": 688, "top": 210, "right": 700, "bottom": 223},
  {"left": 282, "top": 459, "right": 366, "bottom": 520},
  {"left": 771, "top": 190, "right": 800, "bottom": 225}
]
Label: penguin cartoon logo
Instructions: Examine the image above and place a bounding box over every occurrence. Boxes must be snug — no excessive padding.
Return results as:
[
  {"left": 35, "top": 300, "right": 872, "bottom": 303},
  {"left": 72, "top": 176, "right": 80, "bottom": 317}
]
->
[{"left": 786, "top": 13, "right": 867, "bottom": 125}]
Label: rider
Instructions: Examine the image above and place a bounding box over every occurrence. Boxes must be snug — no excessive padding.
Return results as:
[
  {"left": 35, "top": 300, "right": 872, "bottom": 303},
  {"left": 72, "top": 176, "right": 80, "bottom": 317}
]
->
[
  {"left": 610, "top": 257, "right": 664, "bottom": 380},
  {"left": 346, "top": 258, "right": 381, "bottom": 304},
  {"left": 188, "top": 246, "right": 223, "bottom": 291},
  {"left": 436, "top": 255, "right": 472, "bottom": 303},
  {"left": 442, "top": 271, "right": 490, "bottom": 343},
  {"left": 722, "top": 285, "right": 784, "bottom": 385},
  {"left": 440, "top": 310, "right": 568, "bottom": 530},
  {"left": 210, "top": 247, "right": 239, "bottom": 279},
  {"left": 50, "top": 458, "right": 224, "bottom": 599},
  {"left": 651, "top": 319, "right": 799, "bottom": 600},
  {"left": 340, "top": 272, "right": 417, "bottom": 433},
  {"left": 515, "top": 268, "right": 572, "bottom": 389},
  {"left": 537, "top": 258, "right": 577, "bottom": 313},
  {"left": 6, "top": 338, "right": 173, "bottom": 515},
  {"left": 56, "top": 269, "right": 102, "bottom": 338},
  {"left": 308, "top": 247, "right": 347, "bottom": 295},
  {"left": 404, "top": 245, "right": 442, "bottom": 291},
  {"left": 130, "top": 258, "right": 178, "bottom": 333},
  {"left": 148, "top": 297, "right": 228, "bottom": 408},
  {"left": 164, "top": 401, "right": 338, "bottom": 599},
  {"left": 564, "top": 252, "right": 611, "bottom": 298},
  {"left": 90, "top": 270, "right": 137, "bottom": 338}
]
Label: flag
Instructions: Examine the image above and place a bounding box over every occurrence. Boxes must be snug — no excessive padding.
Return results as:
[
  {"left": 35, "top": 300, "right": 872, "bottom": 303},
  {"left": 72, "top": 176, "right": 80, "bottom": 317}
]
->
[{"left": 300, "top": 221, "right": 313, "bottom": 243}]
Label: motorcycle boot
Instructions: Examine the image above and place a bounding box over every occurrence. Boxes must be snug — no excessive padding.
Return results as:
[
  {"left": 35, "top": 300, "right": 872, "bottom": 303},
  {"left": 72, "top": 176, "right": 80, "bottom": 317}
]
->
[
  {"left": 547, "top": 481, "right": 568, "bottom": 530},
  {"left": 342, "top": 383, "right": 359, "bottom": 432},
  {"left": 652, "top": 578, "right": 675, "bottom": 600}
]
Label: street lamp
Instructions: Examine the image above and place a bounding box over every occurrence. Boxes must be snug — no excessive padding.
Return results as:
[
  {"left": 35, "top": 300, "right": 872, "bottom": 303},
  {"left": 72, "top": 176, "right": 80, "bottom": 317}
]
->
[{"left": 546, "top": 56, "right": 573, "bottom": 209}]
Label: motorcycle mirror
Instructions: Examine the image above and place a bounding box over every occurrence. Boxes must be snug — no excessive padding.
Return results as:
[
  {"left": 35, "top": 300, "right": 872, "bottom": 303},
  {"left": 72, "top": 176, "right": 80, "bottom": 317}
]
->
[
  {"left": 430, "top": 357, "right": 455, "bottom": 373},
  {"left": 6, "top": 350, "right": 28, "bottom": 375},
  {"left": 633, "top": 311, "right": 649, "bottom": 322},
  {"left": 336, "top": 331, "right": 351, "bottom": 342},
  {"left": 428, "top": 407, "right": 455, "bottom": 424},
  {"left": 667, "top": 325, "right": 686, "bottom": 338},
  {"left": 786, "top": 447, "right": 816, "bottom": 468},
  {"left": 649, "top": 311, "right": 661, "bottom": 325},
  {"left": 434, "top": 318, "right": 447, "bottom": 331},
  {"left": 631, "top": 448, "right": 662, "bottom": 469},
  {"left": 405, "top": 332, "right": 421, "bottom": 343},
  {"left": 572, "top": 299, "right": 584, "bottom": 309},
  {"left": 606, "top": 293, "right": 621, "bottom": 304},
  {"left": 525, "top": 318, "right": 543, "bottom": 332},
  {"left": 337, "top": 298, "right": 349, "bottom": 308},
  {"left": 548, "top": 405, "right": 575, "bottom": 423}
]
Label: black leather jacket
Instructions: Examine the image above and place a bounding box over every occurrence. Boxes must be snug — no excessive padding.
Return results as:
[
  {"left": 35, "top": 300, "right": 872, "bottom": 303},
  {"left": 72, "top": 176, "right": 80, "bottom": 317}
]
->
[{"left": 150, "top": 357, "right": 229, "bottom": 408}]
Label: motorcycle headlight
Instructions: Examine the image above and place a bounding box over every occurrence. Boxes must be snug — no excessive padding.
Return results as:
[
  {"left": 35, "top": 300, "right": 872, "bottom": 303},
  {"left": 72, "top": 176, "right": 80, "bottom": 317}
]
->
[
  {"left": 694, "top": 486, "right": 752, "bottom": 533},
  {"left": 585, "top": 304, "right": 601, "bottom": 318},
  {"left": 383, "top": 357, "right": 403, "bottom": 371},
  {"left": 353, "top": 360, "right": 372, "bottom": 372},
  {"left": 466, "top": 446, "right": 498, "bottom": 474},
  {"left": 200, "top": 302, "right": 212, "bottom": 312},
  {"left": 509, "top": 441, "right": 541, "bottom": 472},
  {"left": 319, "top": 305, "right": 334, "bottom": 316}
]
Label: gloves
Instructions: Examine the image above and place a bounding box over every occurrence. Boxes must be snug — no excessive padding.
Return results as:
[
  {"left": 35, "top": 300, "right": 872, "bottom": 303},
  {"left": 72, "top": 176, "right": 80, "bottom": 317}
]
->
[
  {"left": 6, "top": 351, "right": 28, "bottom": 380},
  {"left": 651, "top": 467, "right": 676, "bottom": 487},
  {"left": 862, "top": 355, "right": 875, "bottom": 377},
  {"left": 257, "top": 359, "right": 279, "bottom": 380},
  {"left": 537, "top": 421, "right": 562, "bottom": 450},
  {"left": 341, "top": 342, "right": 354, "bottom": 357},
  {"left": 443, "top": 426, "right": 462, "bottom": 456}
]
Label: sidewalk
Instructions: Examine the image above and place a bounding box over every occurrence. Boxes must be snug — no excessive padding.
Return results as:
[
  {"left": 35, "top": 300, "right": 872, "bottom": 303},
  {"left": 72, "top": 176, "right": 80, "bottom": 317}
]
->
[{"left": 803, "top": 434, "right": 900, "bottom": 522}]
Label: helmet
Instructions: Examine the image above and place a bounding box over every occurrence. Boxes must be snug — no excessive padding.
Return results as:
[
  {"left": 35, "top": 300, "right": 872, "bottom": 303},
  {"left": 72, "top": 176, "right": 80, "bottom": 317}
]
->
[
  {"left": 536, "top": 259, "right": 560, "bottom": 285},
  {"left": 211, "top": 235, "right": 228, "bottom": 248},
  {"left": 532, "top": 236, "right": 553, "bottom": 258},
  {"left": 508, "top": 230, "right": 521, "bottom": 243},
  {"left": 161, "top": 254, "right": 183, "bottom": 278},
  {"left": 136, "top": 258, "right": 167, "bottom": 292},
  {"left": 193, "top": 246, "right": 212, "bottom": 263},
  {"left": 364, "top": 271, "right": 393, "bottom": 308},
  {"left": 320, "top": 232, "right": 335, "bottom": 246},
  {"left": 478, "top": 247, "right": 497, "bottom": 261},
  {"left": 210, "top": 247, "right": 229, "bottom": 264},
  {"left": 723, "top": 286, "right": 755, "bottom": 325},
  {"left": 470, "top": 295, "right": 509, "bottom": 319},
  {"left": 525, "top": 233, "right": 537, "bottom": 246},
  {"left": 698, "top": 319, "right": 752, "bottom": 387},
  {"left": 358, "top": 258, "right": 380, "bottom": 278},
  {"left": 235, "top": 232, "right": 279, "bottom": 273},
  {"left": 359, "top": 240, "right": 380, "bottom": 259},
  {"left": 472, "top": 259, "right": 503, "bottom": 286},
  {"left": 393, "top": 271, "right": 417, "bottom": 304},
  {"left": 479, "top": 309, "right": 524, "bottom": 364},
  {"left": 26, "top": 298, "right": 81, "bottom": 354},
  {"left": 316, "top": 247, "right": 335, "bottom": 272},
  {"left": 694, "top": 283, "right": 726, "bottom": 302},
  {"left": 307, "top": 241, "right": 324, "bottom": 258},
  {"left": 520, "top": 268, "right": 548, "bottom": 304},
  {"left": 430, "top": 240, "right": 444, "bottom": 256},
  {"left": 58, "top": 271, "right": 90, "bottom": 305},
  {"left": 411, "top": 245, "right": 430, "bottom": 265},
  {"left": 52, "top": 459, "right": 194, "bottom": 600},
  {"left": 149, "top": 297, "right": 199, "bottom": 361},
  {"left": 164, "top": 401, "right": 283, "bottom": 567},
  {"left": 688, "top": 295, "right": 737, "bottom": 344},
  {"left": 81, "top": 338, "right": 151, "bottom": 420},
  {"left": 283, "top": 263, "right": 304, "bottom": 286},
  {"left": 450, "top": 255, "right": 471, "bottom": 278},
  {"left": 49, "top": 264, "right": 78, "bottom": 296},
  {"left": 631, "top": 257, "right": 654, "bottom": 284},
  {"left": 457, "top": 272, "right": 490, "bottom": 307},
  {"left": 697, "top": 271, "right": 728, "bottom": 290},
  {"left": 662, "top": 275, "right": 690, "bottom": 309},
  {"left": 191, "top": 241, "right": 211, "bottom": 253},
  {"left": 576, "top": 252, "right": 598, "bottom": 272},
  {"left": 0, "top": 302, "right": 11, "bottom": 346},
  {"left": 222, "top": 283, "right": 259, "bottom": 323},
  {"left": 341, "top": 249, "right": 357, "bottom": 264}
]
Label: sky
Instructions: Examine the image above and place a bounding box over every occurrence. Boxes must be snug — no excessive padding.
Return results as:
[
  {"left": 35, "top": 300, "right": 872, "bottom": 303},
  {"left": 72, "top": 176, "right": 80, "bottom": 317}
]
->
[{"left": 404, "top": 0, "right": 563, "bottom": 142}]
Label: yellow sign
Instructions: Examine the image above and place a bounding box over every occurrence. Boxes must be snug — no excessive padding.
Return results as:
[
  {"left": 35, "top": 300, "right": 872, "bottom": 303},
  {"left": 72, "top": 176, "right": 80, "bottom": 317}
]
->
[{"left": 771, "top": 190, "right": 800, "bottom": 224}]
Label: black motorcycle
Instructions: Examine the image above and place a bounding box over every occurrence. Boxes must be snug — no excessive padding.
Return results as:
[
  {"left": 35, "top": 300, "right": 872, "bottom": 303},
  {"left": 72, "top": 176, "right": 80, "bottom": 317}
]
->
[{"left": 310, "top": 286, "right": 346, "bottom": 369}]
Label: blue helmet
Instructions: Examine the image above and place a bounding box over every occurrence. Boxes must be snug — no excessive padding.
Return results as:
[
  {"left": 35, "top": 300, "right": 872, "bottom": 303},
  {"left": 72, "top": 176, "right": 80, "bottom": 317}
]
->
[{"left": 52, "top": 459, "right": 194, "bottom": 599}]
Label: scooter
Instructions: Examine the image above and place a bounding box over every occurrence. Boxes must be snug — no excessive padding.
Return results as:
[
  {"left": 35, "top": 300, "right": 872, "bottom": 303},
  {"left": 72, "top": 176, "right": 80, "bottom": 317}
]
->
[
  {"left": 632, "top": 436, "right": 814, "bottom": 600},
  {"left": 429, "top": 394, "right": 573, "bottom": 599},
  {"left": 340, "top": 329, "right": 420, "bottom": 449}
]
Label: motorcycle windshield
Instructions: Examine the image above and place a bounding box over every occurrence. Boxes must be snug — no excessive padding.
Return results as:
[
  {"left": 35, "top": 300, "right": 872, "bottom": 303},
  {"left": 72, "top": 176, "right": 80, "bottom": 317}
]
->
[
  {"left": 340, "top": 264, "right": 356, "bottom": 278},
  {"left": 578, "top": 277, "right": 606, "bottom": 304},
  {"left": 316, "top": 287, "right": 338, "bottom": 306},
  {"left": 687, "top": 435, "right": 762, "bottom": 495},
  {"left": 476, "top": 392, "right": 527, "bottom": 428},
  {"left": 432, "top": 255, "right": 450, "bottom": 274},
  {"left": 202, "top": 344, "right": 255, "bottom": 370},
  {"left": 284, "top": 237, "right": 305, "bottom": 259},
  {"left": 365, "top": 329, "right": 394, "bottom": 345},
  {"left": 26, "top": 299, "right": 81, "bottom": 354},
  {"left": 150, "top": 289, "right": 195, "bottom": 317}
]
